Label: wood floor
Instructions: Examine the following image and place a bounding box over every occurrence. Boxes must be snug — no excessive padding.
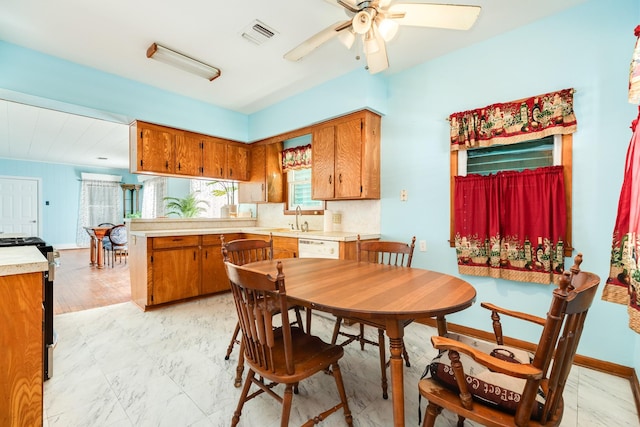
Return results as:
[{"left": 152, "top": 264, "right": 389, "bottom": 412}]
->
[{"left": 54, "top": 248, "right": 131, "bottom": 314}]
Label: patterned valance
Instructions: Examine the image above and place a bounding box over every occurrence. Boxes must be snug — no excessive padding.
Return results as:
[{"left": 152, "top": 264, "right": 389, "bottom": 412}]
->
[
  {"left": 282, "top": 144, "right": 311, "bottom": 172},
  {"left": 449, "top": 88, "right": 577, "bottom": 151}
]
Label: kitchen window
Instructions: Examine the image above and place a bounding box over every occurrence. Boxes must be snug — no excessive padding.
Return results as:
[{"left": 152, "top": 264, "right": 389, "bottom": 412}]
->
[{"left": 286, "top": 168, "right": 323, "bottom": 212}]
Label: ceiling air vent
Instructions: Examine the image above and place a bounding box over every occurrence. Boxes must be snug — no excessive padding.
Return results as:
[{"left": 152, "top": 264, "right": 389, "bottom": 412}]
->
[{"left": 241, "top": 19, "right": 278, "bottom": 45}]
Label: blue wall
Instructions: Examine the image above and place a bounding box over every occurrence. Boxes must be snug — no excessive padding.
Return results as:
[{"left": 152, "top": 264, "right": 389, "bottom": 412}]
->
[
  {"left": 1, "top": 0, "right": 639, "bottom": 368},
  {"left": 0, "top": 159, "right": 137, "bottom": 246}
]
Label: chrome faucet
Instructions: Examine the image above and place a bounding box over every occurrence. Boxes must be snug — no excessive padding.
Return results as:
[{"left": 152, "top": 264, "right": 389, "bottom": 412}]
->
[{"left": 295, "top": 205, "right": 302, "bottom": 230}]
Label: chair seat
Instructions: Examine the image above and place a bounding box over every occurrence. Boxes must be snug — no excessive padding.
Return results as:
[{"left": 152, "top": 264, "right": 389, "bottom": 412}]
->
[
  {"left": 418, "top": 377, "right": 561, "bottom": 427},
  {"left": 248, "top": 327, "right": 344, "bottom": 383}
]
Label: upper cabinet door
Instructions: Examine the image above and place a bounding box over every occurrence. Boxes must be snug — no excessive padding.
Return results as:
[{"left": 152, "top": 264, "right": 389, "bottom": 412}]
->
[
  {"left": 227, "top": 144, "right": 250, "bottom": 181},
  {"left": 175, "top": 132, "right": 203, "bottom": 177},
  {"left": 202, "top": 136, "right": 227, "bottom": 179},
  {"left": 136, "top": 123, "right": 175, "bottom": 174},
  {"left": 312, "top": 125, "right": 336, "bottom": 199},
  {"left": 334, "top": 118, "right": 363, "bottom": 199}
]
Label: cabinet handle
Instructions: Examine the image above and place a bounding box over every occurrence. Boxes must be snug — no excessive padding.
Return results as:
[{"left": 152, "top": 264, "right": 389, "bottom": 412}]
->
[
  {"left": 220, "top": 167, "right": 223, "bottom": 175},
  {"left": 329, "top": 175, "right": 332, "bottom": 184},
  {"left": 165, "top": 160, "right": 169, "bottom": 169},
  {"left": 339, "top": 173, "right": 342, "bottom": 183},
  {"left": 178, "top": 162, "right": 181, "bottom": 171},
  {"left": 229, "top": 168, "right": 233, "bottom": 177},
  {"left": 193, "top": 251, "right": 196, "bottom": 261}
]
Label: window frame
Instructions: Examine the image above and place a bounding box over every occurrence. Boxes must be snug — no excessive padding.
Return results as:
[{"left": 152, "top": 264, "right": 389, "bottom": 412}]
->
[
  {"left": 283, "top": 169, "right": 325, "bottom": 215},
  {"left": 449, "top": 134, "right": 573, "bottom": 256}
]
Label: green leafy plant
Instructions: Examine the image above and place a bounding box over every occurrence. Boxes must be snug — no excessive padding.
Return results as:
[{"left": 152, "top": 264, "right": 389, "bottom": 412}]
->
[
  {"left": 207, "top": 180, "right": 237, "bottom": 205},
  {"left": 163, "top": 192, "right": 209, "bottom": 218},
  {"left": 125, "top": 211, "right": 142, "bottom": 219}
]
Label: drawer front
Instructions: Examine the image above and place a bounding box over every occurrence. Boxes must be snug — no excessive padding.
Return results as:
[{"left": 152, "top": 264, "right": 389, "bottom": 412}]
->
[
  {"left": 202, "top": 233, "right": 244, "bottom": 246},
  {"left": 152, "top": 235, "right": 200, "bottom": 249}
]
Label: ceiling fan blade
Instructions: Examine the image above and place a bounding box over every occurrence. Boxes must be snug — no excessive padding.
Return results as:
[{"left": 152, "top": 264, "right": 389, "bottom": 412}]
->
[
  {"left": 284, "top": 20, "right": 352, "bottom": 61},
  {"left": 324, "top": 0, "right": 359, "bottom": 13},
  {"left": 366, "top": 26, "right": 389, "bottom": 74},
  {"left": 388, "top": 3, "right": 481, "bottom": 30}
]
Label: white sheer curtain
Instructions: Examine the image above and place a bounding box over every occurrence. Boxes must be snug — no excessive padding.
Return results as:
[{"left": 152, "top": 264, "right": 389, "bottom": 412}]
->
[
  {"left": 76, "top": 177, "right": 122, "bottom": 247},
  {"left": 141, "top": 177, "right": 168, "bottom": 219}
]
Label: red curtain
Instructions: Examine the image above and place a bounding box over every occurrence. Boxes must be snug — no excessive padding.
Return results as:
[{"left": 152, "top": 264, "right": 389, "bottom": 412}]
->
[
  {"left": 603, "top": 108, "right": 640, "bottom": 333},
  {"left": 281, "top": 144, "right": 311, "bottom": 172},
  {"left": 454, "top": 166, "right": 566, "bottom": 284}
]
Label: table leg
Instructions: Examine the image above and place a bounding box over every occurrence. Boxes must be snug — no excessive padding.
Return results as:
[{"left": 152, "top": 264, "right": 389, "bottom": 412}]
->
[
  {"left": 89, "top": 236, "right": 97, "bottom": 266},
  {"left": 96, "top": 237, "right": 105, "bottom": 269},
  {"left": 386, "top": 320, "right": 405, "bottom": 427},
  {"left": 436, "top": 315, "right": 449, "bottom": 336}
]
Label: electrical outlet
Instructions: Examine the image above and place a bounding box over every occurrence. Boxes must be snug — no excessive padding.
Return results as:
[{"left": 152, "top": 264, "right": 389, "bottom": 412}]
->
[
  {"left": 419, "top": 240, "right": 427, "bottom": 252},
  {"left": 400, "top": 189, "right": 408, "bottom": 201}
]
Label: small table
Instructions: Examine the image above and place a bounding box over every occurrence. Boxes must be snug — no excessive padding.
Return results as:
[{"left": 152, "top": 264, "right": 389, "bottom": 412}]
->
[
  {"left": 243, "top": 257, "right": 476, "bottom": 427},
  {"left": 83, "top": 226, "right": 113, "bottom": 268}
]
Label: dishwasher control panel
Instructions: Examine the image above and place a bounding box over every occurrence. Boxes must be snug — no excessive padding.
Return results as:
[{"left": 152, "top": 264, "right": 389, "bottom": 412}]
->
[{"left": 298, "top": 239, "right": 340, "bottom": 259}]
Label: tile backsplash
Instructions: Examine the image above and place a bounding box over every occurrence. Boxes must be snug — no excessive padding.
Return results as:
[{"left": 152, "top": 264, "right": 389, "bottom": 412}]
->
[{"left": 256, "top": 200, "right": 380, "bottom": 234}]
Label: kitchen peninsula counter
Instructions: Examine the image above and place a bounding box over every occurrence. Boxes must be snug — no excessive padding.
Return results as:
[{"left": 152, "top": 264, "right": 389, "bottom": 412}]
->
[
  {"left": 129, "top": 227, "right": 379, "bottom": 242},
  {"left": 127, "top": 219, "right": 380, "bottom": 311},
  {"left": 0, "top": 246, "right": 48, "bottom": 276}
]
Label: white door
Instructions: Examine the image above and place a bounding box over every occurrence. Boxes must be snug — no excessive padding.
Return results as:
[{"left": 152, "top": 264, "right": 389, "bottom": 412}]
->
[{"left": 0, "top": 177, "right": 39, "bottom": 236}]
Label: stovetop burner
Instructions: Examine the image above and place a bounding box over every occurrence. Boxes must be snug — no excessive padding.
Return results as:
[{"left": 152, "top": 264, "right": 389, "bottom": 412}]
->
[{"left": 0, "top": 236, "right": 47, "bottom": 247}]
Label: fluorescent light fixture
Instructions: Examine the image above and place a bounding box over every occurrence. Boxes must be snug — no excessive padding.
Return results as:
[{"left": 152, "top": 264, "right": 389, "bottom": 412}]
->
[{"left": 146, "top": 43, "right": 221, "bottom": 81}]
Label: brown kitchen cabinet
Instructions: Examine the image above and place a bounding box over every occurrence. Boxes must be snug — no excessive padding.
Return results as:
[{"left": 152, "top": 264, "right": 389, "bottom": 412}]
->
[
  {"left": 0, "top": 271, "right": 43, "bottom": 426},
  {"left": 312, "top": 110, "right": 380, "bottom": 200},
  {"left": 238, "top": 141, "right": 284, "bottom": 203},
  {"left": 129, "top": 232, "right": 245, "bottom": 310},
  {"left": 201, "top": 233, "right": 243, "bottom": 294},
  {"left": 130, "top": 121, "right": 176, "bottom": 174},
  {"left": 150, "top": 236, "right": 201, "bottom": 305},
  {"left": 129, "top": 120, "right": 250, "bottom": 181}
]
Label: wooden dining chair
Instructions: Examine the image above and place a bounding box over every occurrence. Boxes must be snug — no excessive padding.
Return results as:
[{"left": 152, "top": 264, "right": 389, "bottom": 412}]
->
[
  {"left": 331, "top": 234, "right": 416, "bottom": 399},
  {"left": 221, "top": 234, "right": 304, "bottom": 387},
  {"left": 418, "top": 253, "right": 600, "bottom": 427},
  {"left": 224, "top": 259, "right": 353, "bottom": 427}
]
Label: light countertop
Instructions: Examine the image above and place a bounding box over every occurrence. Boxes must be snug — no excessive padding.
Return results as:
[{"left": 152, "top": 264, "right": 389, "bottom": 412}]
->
[
  {"left": 129, "top": 227, "right": 380, "bottom": 242},
  {"left": 0, "top": 246, "right": 48, "bottom": 277}
]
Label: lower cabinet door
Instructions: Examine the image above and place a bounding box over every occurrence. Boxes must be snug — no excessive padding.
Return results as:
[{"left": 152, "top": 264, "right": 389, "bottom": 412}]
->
[
  {"left": 201, "top": 245, "right": 228, "bottom": 294},
  {"left": 151, "top": 248, "right": 200, "bottom": 305}
]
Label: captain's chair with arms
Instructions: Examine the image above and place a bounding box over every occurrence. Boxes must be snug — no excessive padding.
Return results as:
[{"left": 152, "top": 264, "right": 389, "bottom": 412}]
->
[{"left": 418, "top": 253, "right": 600, "bottom": 427}]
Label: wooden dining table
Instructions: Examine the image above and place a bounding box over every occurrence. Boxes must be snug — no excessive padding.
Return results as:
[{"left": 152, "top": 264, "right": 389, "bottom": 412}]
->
[
  {"left": 242, "top": 257, "right": 476, "bottom": 427},
  {"left": 83, "top": 226, "right": 113, "bottom": 268}
]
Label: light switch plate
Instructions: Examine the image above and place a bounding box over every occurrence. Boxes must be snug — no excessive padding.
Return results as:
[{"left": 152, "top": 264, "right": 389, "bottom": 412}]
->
[
  {"left": 400, "top": 189, "right": 408, "bottom": 201},
  {"left": 419, "top": 240, "right": 427, "bottom": 252}
]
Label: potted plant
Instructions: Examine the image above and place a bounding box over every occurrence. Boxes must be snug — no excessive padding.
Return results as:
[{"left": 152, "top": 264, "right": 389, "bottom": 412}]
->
[
  {"left": 208, "top": 180, "right": 238, "bottom": 218},
  {"left": 163, "top": 192, "right": 209, "bottom": 218}
]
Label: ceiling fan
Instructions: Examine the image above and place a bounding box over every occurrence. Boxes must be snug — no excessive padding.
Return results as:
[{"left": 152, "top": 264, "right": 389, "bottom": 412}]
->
[{"left": 284, "top": 1, "right": 481, "bottom": 74}]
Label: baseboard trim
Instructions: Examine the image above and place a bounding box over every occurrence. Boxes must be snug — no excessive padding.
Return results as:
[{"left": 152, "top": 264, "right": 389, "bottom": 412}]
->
[{"left": 418, "top": 318, "right": 640, "bottom": 422}]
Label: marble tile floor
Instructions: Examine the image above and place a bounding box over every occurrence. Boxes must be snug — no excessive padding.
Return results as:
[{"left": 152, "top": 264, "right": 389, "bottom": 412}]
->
[{"left": 44, "top": 293, "right": 639, "bottom": 427}]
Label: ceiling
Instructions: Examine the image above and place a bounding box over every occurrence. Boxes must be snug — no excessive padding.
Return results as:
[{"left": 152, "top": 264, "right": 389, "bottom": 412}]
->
[{"left": 0, "top": 0, "right": 587, "bottom": 170}]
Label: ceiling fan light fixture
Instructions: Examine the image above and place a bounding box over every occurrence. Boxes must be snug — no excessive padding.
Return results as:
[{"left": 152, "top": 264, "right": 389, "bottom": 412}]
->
[
  {"left": 377, "top": 18, "right": 399, "bottom": 42},
  {"left": 146, "top": 43, "right": 221, "bottom": 82},
  {"left": 352, "top": 9, "right": 373, "bottom": 34},
  {"left": 338, "top": 29, "right": 356, "bottom": 49},
  {"left": 364, "top": 29, "right": 380, "bottom": 54}
]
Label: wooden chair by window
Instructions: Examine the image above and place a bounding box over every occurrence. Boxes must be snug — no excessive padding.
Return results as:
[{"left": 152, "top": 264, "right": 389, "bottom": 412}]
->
[
  {"left": 418, "top": 253, "right": 600, "bottom": 427},
  {"left": 221, "top": 235, "right": 304, "bottom": 387},
  {"left": 224, "top": 259, "right": 353, "bottom": 427},
  {"left": 331, "top": 234, "right": 416, "bottom": 399}
]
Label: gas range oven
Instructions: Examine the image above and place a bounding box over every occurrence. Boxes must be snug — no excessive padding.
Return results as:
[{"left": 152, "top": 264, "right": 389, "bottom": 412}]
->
[{"left": 0, "top": 236, "right": 57, "bottom": 380}]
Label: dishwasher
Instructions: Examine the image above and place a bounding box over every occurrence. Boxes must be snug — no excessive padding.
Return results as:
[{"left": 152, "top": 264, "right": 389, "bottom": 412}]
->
[{"left": 298, "top": 238, "right": 340, "bottom": 259}]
